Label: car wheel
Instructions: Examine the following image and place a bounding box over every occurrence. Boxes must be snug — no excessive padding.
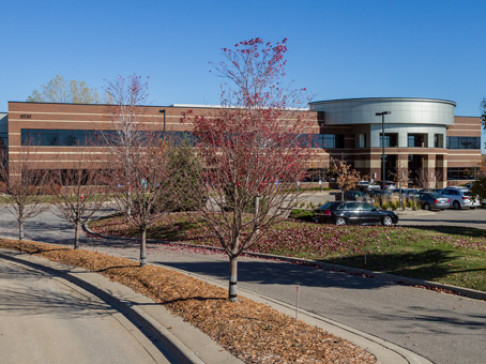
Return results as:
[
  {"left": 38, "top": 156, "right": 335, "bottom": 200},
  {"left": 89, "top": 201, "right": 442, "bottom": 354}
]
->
[
  {"left": 382, "top": 216, "right": 393, "bottom": 226},
  {"left": 453, "top": 201, "right": 460, "bottom": 210},
  {"left": 335, "top": 217, "right": 347, "bottom": 226},
  {"left": 424, "top": 203, "right": 430, "bottom": 211}
]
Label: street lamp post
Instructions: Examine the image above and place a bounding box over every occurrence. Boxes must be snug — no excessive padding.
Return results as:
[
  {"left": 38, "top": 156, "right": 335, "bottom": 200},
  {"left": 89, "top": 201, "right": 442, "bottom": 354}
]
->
[
  {"left": 159, "top": 109, "right": 166, "bottom": 138},
  {"left": 376, "top": 111, "right": 391, "bottom": 186}
]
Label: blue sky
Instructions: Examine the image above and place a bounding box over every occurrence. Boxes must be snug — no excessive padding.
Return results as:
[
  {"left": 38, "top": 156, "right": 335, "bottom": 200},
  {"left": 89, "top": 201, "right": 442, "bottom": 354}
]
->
[{"left": 1, "top": 0, "right": 485, "bottom": 121}]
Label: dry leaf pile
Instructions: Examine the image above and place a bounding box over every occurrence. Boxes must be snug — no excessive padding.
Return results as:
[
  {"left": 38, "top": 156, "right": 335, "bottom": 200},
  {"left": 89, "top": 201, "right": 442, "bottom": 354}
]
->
[{"left": 0, "top": 239, "right": 377, "bottom": 364}]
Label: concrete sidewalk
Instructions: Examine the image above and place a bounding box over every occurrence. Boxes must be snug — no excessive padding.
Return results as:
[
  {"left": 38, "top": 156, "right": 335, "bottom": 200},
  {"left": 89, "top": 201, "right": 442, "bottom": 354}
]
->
[
  {"left": 0, "top": 242, "right": 431, "bottom": 364},
  {"left": 0, "top": 248, "right": 242, "bottom": 364}
]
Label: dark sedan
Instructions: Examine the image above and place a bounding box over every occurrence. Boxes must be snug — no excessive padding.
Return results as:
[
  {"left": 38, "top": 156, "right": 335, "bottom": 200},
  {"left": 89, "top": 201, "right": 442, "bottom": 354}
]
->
[
  {"left": 314, "top": 201, "right": 398, "bottom": 226},
  {"left": 417, "top": 192, "right": 450, "bottom": 210}
]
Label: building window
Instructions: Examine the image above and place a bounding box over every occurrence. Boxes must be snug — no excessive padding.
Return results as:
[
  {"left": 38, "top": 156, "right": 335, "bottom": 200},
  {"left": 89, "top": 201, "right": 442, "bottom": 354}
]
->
[
  {"left": 447, "top": 167, "right": 479, "bottom": 180},
  {"left": 20, "top": 129, "right": 194, "bottom": 147},
  {"left": 324, "top": 134, "right": 344, "bottom": 149},
  {"left": 380, "top": 133, "right": 398, "bottom": 147},
  {"left": 434, "top": 134, "right": 444, "bottom": 148},
  {"left": 301, "top": 134, "right": 344, "bottom": 149},
  {"left": 408, "top": 133, "right": 428, "bottom": 147},
  {"left": 446, "top": 136, "right": 480, "bottom": 149},
  {"left": 358, "top": 133, "right": 367, "bottom": 148}
]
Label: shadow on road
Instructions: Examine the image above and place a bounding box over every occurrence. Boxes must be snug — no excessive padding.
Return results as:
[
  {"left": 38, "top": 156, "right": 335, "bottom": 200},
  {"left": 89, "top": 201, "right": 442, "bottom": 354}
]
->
[
  {"left": 0, "top": 264, "right": 114, "bottom": 318},
  {"left": 370, "top": 305, "right": 486, "bottom": 334},
  {"left": 153, "top": 258, "right": 399, "bottom": 290}
]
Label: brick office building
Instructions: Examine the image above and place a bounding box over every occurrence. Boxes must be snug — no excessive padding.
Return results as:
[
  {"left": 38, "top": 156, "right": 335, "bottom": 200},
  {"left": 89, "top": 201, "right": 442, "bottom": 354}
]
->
[{"left": 1, "top": 98, "right": 483, "bottom": 187}]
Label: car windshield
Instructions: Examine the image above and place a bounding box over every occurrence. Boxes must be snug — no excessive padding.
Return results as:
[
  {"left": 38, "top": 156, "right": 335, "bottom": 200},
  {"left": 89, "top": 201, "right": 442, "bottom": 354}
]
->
[
  {"left": 318, "top": 202, "right": 339, "bottom": 210},
  {"left": 428, "top": 193, "right": 441, "bottom": 198}
]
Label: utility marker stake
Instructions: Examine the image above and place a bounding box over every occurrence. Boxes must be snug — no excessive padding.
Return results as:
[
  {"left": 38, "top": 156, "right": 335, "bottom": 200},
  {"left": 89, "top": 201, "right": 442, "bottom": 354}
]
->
[{"left": 295, "top": 285, "right": 301, "bottom": 321}]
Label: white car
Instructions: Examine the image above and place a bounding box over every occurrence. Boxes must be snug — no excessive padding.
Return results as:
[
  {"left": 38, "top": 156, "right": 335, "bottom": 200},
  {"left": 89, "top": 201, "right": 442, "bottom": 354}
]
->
[
  {"left": 367, "top": 180, "right": 396, "bottom": 191},
  {"left": 440, "top": 187, "right": 481, "bottom": 210}
]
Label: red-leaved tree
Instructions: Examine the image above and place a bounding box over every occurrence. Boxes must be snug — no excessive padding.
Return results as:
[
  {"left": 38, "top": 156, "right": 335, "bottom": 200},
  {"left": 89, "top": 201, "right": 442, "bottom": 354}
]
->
[{"left": 183, "top": 38, "right": 315, "bottom": 301}]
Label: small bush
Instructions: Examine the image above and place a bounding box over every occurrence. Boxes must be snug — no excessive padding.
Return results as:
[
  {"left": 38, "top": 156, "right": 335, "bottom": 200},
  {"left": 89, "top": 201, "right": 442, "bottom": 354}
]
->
[
  {"left": 289, "top": 209, "right": 315, "bottom": 221},
  {"left": 40, "top": 183, "right": 62, "bottom": 195}
]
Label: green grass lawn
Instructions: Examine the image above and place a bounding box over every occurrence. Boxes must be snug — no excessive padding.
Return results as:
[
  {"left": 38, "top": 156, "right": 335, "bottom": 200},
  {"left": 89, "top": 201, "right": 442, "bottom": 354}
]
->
[{"left": 89, "top": 214, "right": 486, "bottom": 292}]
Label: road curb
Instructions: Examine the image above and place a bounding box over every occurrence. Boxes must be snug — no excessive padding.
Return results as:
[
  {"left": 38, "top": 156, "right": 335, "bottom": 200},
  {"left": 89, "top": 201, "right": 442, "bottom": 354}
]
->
[
  {"left": 0, "top": 248, "right": 243, "bottom": 364},
  {"left": 163, "top": 264, "right": 434, "bottom": 364},
  {"left": 84, "top": 219, "right": 486, "bottom": 302}
]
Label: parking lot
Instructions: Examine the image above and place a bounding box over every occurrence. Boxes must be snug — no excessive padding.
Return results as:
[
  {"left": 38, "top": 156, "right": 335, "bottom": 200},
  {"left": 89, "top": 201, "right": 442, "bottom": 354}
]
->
[
  {"left": 298, "top": 191, "right": 486, "bottom": 230},
  {"left": 397, "top": 207, "right": 486, "bottom": 230}
]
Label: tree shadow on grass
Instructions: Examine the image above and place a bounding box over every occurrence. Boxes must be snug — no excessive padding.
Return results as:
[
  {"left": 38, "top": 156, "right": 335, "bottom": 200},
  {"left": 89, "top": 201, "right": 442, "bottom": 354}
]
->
[
  {"left": 321, "top": 249, "right": 480, "bottom": 282},
  {"left": 405, "top": 225, "right": 486, "bottom": 238}
]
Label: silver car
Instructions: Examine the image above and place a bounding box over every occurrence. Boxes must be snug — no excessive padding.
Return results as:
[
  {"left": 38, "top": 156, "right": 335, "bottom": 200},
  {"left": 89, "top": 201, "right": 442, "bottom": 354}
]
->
[{"left": 440, "top": 187, "right": 481, "bottom": 210}]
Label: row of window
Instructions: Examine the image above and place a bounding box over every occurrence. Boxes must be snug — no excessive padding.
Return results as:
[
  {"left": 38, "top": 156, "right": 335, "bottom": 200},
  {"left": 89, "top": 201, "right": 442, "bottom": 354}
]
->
[
  {"left": 447, "top": 167, "right": 480, "bottom": 180},
  {"left": 21, "top": 129, "right": 195, "bottom": 147},
  {"left": 301, "top": 134, "right": 345, "bottom": 149},
  {"left": 19, "top": 129, "right": 482, "bottom": 151},
  {"left": 20, "top": 129, "right": 348, "bottom": 149},
  {"left": 372, "top": 134, "right": 479, "bottom": 149},
  {"left": 446, "top": 136, "right": 481, "bottom": 149}
]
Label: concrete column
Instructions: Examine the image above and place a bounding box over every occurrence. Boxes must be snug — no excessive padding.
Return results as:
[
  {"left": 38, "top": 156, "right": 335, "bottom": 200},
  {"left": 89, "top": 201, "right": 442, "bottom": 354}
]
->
[
  {"left": 396, "top": 154, "right": 409, "bottom": 188},
  {"left": 435, "top": 155, "right": 447, "bottom": 188},
  {"left": 424, "top": 154, "right": 436, "bottom": 188}
]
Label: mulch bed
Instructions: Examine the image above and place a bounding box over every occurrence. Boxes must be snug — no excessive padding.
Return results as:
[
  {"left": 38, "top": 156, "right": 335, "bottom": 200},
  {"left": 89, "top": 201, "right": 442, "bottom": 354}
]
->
[{"left": 0, "top": 238, "right": 377, "bottom": 364}]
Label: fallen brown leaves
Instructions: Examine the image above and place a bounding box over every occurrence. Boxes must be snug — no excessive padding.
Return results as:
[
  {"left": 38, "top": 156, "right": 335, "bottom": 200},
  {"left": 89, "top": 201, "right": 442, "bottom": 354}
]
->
[{"left": 0, "top": 238, "right": 377, "bottom": 364}]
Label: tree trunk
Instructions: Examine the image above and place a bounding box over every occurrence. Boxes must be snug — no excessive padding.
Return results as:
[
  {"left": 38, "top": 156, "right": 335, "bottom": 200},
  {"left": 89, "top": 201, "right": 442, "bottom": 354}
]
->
[
  {"left": 228, "top": 255, "right": 238, "bottom": 302},
  {"left": 74, "top": 221, "right": 80, "bottom": 250},
  {"left": 18, "top": 220, "right": 24, "bottom": 241},
  {"left": 140, "top": 226, "right": 147, "bottom": 267}
]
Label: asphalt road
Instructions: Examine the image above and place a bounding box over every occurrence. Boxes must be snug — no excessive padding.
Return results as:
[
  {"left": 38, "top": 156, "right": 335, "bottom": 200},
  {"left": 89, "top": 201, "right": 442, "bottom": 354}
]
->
[
  {"left": 0, "top": 256, "right": 169, "bottom": 364},
  {"left": 397, "top": 207, "right": 486, "bottom": 230},
  {"left": 0, "top": 206, "right": 485, "bottom": 364}
]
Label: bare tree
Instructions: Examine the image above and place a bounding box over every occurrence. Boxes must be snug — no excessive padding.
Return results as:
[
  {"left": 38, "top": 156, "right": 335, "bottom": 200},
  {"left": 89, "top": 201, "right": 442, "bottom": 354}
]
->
[
  {"left": 415, "top": 168, "right": 431, "bottom": 189},
  {"left": 103, "top": 75, "right": 171, "bottom": 267},
  {"left": 182, "top": 38, "right": 314, "bottom": 302},
  {"left": 50, "top": 156, "right": 110, "bottom": 249},
  {"left": 0, "top": 147, "right": 49, "bottom": 240},
  {"left": 329, "top": 158, "right": 361, "bottom": 200}
]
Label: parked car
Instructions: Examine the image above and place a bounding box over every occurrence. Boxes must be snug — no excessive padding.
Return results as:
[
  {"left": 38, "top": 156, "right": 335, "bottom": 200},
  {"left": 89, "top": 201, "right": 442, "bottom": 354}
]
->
[
  {"left": 314, "top": 201, "right": 398, "bottom": 226},
  {"left": 336, "top": 190, "right": 374, "bottom": 203},
  {"left": 368, "top": 180, "right": 396, "bottom": 191},
  {"left": 417, "top": 192, "right": 450, "bottom": 210},
  {"left": 394, "top": 188, "right": 419, "bottom": 202},
  {"left": 368, "top": 189, "right": 392, "bottom": 203},
  {"left": 356, "top": 180, "right": 370, "bottom": 191},
  {"left": 418, "top": 188, "right": 443, "bottom": 194},
  {"left": 440, "top": 187, "right": 481, "bottom": 210}
]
